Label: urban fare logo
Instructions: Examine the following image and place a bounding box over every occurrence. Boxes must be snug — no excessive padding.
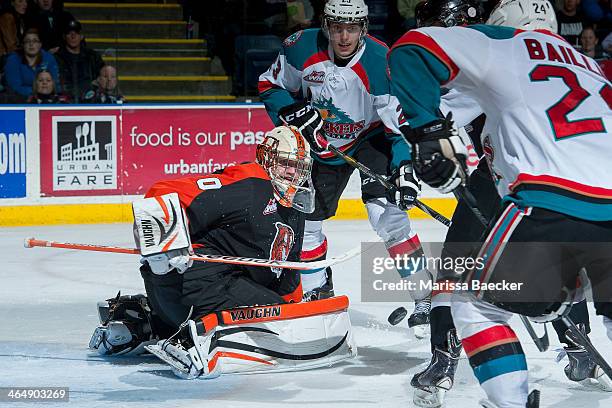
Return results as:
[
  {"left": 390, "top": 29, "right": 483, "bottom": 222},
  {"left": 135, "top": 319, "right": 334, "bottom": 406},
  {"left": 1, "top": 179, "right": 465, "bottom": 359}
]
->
[
  {"left": 52, "top": 116, "right": 117, "bottom": 191},
  {"left": 229, "top": 306, "right": 282, "bottom": 321}
]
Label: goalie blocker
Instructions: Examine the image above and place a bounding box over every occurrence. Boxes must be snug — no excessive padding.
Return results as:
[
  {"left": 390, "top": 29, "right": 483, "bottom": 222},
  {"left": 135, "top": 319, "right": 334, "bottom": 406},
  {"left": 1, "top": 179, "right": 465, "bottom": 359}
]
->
[{"left": 146, "top": 296, "right": 357, "bottom": 379}]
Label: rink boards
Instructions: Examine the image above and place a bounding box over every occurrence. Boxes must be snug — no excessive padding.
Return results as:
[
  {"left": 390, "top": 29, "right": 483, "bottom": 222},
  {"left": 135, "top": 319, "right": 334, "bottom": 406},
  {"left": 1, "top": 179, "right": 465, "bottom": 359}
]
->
[{"left": 0, "top": 104, "right": 457, "bottom": 226}]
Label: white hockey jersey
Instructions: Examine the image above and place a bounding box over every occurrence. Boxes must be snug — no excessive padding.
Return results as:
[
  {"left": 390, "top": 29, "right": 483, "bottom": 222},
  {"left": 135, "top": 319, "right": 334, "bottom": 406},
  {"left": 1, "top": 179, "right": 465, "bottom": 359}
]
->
[
  {"left": 259, "top": 29, "right": 410, "bottom": 169},
  {"left": 389, "top": 25, "right": 612, "bottom": 221}
]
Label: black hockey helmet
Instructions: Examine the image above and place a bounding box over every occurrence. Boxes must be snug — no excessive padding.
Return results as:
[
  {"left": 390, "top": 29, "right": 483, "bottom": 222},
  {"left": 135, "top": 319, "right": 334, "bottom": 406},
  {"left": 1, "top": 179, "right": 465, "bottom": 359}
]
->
[{"left": 416, "top": 0, "right": 483, "bottom": 28}]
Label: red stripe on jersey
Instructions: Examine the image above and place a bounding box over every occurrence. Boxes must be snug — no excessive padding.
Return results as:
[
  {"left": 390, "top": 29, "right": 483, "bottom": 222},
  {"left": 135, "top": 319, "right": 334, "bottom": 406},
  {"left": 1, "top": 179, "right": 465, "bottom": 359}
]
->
[
  {"left": 145, "top": 163, "right": 270, "bottom": 208},
  {"left": 514, "top": 28, "right": 568, "bottom": 43},
  {"left": 389, "top": 31, "right": 460, "bottom": 84},
  {"left": 509, "top": 173, "right": 612, "bottom": 199},
  {"left": 258, "top": 80, "right": 276, "bottom": 94},
  {"left": 303, "top": 51, "right": 331, "bottom": 70},
  {"left": 462, "top": 325, "right": 519, "bottom": 357},
  {"left": 301, "top": 237, "right": 328, "bottom": 261},
  {"left": 366, "top": 34, "right": 389, "bottom": 49},
  {"left": 351, "top": 62, "right": 370, "bottom": 92}
]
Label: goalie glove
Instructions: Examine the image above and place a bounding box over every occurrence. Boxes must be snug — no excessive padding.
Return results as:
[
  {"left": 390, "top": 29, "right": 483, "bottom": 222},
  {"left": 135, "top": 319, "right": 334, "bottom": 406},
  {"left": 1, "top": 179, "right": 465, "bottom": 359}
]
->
[
  {"left": 278, "top": 100, "right": 326, "bottom": 153},
  {"left": 387, "top": 163, "right": 421, "bottom": 210},
  {"left": 132, "top": 193, "right": 194, "bottom": 275},
  {"left": 401, "top": 114, "right": 467, "bottom": 194}
]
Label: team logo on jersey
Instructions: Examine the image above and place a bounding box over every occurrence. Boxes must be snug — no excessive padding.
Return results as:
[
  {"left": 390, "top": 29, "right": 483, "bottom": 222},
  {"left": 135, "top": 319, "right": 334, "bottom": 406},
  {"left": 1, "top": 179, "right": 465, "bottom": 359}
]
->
[
  {"left": 283, "top": 30, "right": 303, "bottom": 47},
  {"left": 263, "top": 198, "right": 278, "bottom": 215},
  {"left": 269, "top": 222, "right": 295, "bottom": 276},
  {"left": 304, "top": 70, "right": 325, "bottom": 83},
  {"left": 314, "top": 96, "right": 365, "bottom": 140}
]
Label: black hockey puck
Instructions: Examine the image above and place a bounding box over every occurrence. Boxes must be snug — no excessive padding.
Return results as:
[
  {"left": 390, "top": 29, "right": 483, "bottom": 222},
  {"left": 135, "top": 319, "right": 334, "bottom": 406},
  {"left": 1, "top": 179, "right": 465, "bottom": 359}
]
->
[{"left": 387, "top": 307, "right": 408, "bottom": 326}]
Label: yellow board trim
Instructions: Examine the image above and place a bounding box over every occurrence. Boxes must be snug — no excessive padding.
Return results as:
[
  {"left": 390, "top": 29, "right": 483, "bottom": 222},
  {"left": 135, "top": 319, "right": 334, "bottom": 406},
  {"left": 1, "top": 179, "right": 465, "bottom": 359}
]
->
[
  {"left": 65, "top": 3, "right": 180, "bottom": 8},
  {"left": 0, "top": 199, "right": 457, "bottom": 226},
  {"left": 119, "top": 75, "right": 228, "bottom": 81},
  {"left": 80, "top": 20, "right": 185, "bottom": 25}
]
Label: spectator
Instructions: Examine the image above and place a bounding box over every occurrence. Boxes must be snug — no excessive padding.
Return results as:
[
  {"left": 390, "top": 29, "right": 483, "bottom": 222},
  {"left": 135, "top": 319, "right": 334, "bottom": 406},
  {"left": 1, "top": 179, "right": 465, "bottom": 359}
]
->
[
  {"left": 398, "top": 0, "right": 421, "bottom": 30},
  {"left": 4, "top": 28, "right": 59, "bottom": 97},
  {"left": 579, "top": 26, "right": 607, "bottom": 58},
  {"left": 32, "top": 0, "right": 74, "bottom": 53},
  {"left": 55, "top": 20, "right": 104, "bottom": 103},
  {"left": 27, "top": 67, "right": 69, "bottom": 103},
  {"left": 602, "top": 30, "right": 612, "bottom": 54},
  {"left": 556, "top": 0, "right": 585, "bottom": 46},
  {"left": 0, "top": 0, "right": 32, "bottom": 56},
  {"left": 82, "top": 65, "right": 125, "bottom": 104}
]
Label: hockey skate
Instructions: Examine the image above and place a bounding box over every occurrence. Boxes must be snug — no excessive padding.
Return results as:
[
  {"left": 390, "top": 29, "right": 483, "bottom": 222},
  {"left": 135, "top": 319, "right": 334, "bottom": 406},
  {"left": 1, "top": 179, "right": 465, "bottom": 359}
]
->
[
  {"left": 145, "top": 320, "right": 220, "bottom": 380},
  {"left": 480, "top": 389, "right": 540, "bottom": 408},
  {"left": 408, "top": 295, "right": 431, "bottom": 339},
  {"left": 559, "top": 325, "right": 612, "bottom": 391},
  {"left": 412, "top": 329, "right": 461, "bottom": 407},
  {"left": 302, "top": 267, "right": 335, "bottom": 302}
]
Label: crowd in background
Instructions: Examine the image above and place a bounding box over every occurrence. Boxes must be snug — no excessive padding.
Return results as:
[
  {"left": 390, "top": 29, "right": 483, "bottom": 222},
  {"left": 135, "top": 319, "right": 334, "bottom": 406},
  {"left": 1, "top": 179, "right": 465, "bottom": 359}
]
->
[
  {"left": 0, "top": 0, "right": 610, "bottom": 103},
  {"left": 0, "top": 0, "right": 124, "bottom": 103}
]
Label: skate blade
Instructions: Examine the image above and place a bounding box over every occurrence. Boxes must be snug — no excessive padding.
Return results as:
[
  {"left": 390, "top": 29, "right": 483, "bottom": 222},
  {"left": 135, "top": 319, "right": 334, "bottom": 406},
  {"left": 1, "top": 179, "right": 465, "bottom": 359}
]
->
[
  {"left": 413, "top": 386, "right": 445, "bottom": 407},
  {"left": 145, "top": 344, "right": 197, "bottom": 378},
  {"left": 577, "top": 371, "right": 612, "bottom": 392}
]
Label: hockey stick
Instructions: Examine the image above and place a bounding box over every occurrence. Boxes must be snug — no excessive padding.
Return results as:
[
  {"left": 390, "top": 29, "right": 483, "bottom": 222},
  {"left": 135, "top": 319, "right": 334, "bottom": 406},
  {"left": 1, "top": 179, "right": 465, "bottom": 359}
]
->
[
  {"left": 317, "top": 139, "right": 452, "bottom": 227},
  {"left": 519, "top": 315, "right": 549, "bottom": 352},
  {"left": 24, "top": 237, "right": 365, "bottom": 271},
  {"left": 562, "top": 315, "right": 612, "bottom": 380}
]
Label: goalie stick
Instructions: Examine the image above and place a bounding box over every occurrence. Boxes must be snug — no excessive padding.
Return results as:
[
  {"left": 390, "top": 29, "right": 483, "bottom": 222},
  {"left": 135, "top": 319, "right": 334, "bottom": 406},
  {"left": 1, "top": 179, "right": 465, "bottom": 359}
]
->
[{"left": 24, "top": 237, "right": 365, "bottom": 271}]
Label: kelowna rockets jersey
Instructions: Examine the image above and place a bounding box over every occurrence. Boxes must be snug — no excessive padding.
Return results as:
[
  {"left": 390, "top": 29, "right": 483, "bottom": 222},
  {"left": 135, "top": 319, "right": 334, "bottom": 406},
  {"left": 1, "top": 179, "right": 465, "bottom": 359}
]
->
[
  {"left": 388, "top": 25, "right": 612, "bottom": 221},
  {"left": 259, "top": 28, "right": 410, "bottom": 170}
]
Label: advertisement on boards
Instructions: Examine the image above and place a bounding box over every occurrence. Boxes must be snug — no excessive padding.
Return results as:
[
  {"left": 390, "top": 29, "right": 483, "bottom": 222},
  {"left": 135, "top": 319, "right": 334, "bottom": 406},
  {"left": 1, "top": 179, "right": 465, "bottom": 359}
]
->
[
  {"left": 0, "top": 110, "right": 26, "bottom": 198},
  {"left": 120, "top": 107, "right": 273, "bottom": 194},
  {"left": 40, "top": 109, "right": 121, "bottom": 196},
  {"left": 39, "top": 106, "right": 274, "bottom": 196}
]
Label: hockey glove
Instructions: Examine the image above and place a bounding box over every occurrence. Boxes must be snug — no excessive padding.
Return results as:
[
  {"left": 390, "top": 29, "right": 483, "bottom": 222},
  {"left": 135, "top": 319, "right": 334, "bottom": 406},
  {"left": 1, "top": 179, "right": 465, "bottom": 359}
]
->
[
  {"left": 143, "top": 248, "right": 193, "bottom": 275},
  {"left": 278, "top": 100, "right": 326, "bottom": 153},
  {"left": 401, "top": 115, "right": 467, "bottom": 194},
  {"left": 387, "top": 163, "right": 421, "bottom": 210}
]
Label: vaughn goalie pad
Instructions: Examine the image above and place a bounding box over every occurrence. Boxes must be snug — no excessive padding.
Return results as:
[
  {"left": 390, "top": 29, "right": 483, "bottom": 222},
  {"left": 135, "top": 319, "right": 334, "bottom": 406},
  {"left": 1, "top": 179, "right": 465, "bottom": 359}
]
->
[
  {"left": 132, "top": 193, "right": 191, "bottom": 256},
  {"left": 146, "top": 296, "right": 357, "bottom": 378}
]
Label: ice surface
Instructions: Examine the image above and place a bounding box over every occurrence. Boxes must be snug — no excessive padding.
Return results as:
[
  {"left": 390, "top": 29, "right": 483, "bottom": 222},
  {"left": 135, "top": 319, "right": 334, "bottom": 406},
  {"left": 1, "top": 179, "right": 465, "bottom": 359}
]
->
[{"left": 1, "top": 220, "right": 611, "bottom": 407}]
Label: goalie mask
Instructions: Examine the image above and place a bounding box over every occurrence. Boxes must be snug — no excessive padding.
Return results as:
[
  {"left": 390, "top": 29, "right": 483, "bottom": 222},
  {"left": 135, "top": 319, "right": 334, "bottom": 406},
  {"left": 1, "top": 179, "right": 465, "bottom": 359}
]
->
[
  {"left": 416, "top": 0, "right": 483, "bottom": 28},
  {"left": 256, "top": 126, "right": 314, "bottom": 213},
  {"left": 486, "top": 0, "right": 558, "bottom": 32}
]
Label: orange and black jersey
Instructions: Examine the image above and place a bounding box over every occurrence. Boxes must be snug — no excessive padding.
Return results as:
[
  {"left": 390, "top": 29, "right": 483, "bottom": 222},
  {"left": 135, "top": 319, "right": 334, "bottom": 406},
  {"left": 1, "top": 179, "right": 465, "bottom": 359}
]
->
[{"left": 145, "top": 162, "right": 305, "bottom": 299}]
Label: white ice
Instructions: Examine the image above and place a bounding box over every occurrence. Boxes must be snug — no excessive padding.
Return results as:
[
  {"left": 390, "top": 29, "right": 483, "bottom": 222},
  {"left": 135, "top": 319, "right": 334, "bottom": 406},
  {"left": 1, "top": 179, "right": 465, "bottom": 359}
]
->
[{"left": 1, "top": 220, "right": 611, "bottom": 408}]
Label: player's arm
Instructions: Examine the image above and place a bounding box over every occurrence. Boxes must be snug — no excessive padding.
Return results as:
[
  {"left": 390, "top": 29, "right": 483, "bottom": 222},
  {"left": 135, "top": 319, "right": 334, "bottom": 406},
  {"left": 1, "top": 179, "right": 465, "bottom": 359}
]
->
[
  {"left": 258, "top": 46, "right": 303, "bottom": 125},
  {"left": 387, "top": 29, "right": 471, "bottom": 192}
]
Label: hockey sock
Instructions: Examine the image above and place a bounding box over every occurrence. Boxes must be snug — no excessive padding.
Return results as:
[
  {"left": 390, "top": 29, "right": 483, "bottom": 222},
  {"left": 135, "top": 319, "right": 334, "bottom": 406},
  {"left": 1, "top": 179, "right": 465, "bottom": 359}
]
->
[
  {"left": 463, "top": 324, "right": 528, "bottom": 408},
  {"left": 386, "top": 235, "right": 426, "bottom": 278},
  {"left": 300, "top": 237, "right": 328, "bottom": 292}
]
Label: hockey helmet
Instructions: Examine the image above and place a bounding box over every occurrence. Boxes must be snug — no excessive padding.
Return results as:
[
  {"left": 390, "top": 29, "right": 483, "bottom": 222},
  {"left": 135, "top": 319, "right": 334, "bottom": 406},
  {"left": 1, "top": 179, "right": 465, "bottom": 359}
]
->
[
  {"left": 322, "top": 0, "right": 369, "bottom": 43},
  {"left": 486, "top": 0, "right": 558, "bottom": 32},
  {"left": 416, "top": 0, "right": 483, "bottom": 28},
  {"left": 256, "top": 126, "right": 314, "bottom": 213}
]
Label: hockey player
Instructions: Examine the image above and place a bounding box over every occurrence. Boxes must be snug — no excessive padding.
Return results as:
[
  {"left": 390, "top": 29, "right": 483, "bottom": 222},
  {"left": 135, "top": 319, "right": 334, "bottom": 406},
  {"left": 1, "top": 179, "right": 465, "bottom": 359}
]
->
[
  {"left": 405, "top": 1, "right": 605, "bottom": 406},
  {"left": 258, "top": 0, "right": 431, "bottom": 327},
  {"left": 90, "top": 125, "right": 313, "bottom": 355},
  {"left": 388, "top": 0, "right": 612, "bottom": 406}
]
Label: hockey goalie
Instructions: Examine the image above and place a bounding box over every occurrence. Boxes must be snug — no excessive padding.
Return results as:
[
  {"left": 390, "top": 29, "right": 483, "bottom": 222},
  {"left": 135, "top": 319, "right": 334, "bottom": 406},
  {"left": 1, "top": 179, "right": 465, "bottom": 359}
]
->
[{"left": 88, "top": 125, "right": 357, "bottom": 378}]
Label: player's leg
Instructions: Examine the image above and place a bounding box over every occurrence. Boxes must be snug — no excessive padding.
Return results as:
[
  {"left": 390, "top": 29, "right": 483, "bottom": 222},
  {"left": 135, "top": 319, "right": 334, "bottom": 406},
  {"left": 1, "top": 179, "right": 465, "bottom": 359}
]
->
[
  {"left": 301, "top": 159, "right": 353, "bottom": 300},
  {"left": 356, "top": 135, "right": 432, "bottom": 330},
  {"left": 455, "top": 204, "right": 583, "bottom": 408},
  {"left": 413, "top": 166, "right": 502, "bottom": 406}
]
